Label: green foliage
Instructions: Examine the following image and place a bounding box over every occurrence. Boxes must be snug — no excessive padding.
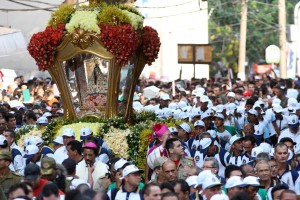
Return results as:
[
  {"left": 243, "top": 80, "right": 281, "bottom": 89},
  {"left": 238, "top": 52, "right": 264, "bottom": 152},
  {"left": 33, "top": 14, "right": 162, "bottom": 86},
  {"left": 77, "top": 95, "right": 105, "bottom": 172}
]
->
[
  {"left": 98, "top": 5, "right": 131, "bottom": 25},
  {"left": 15, "top": 125, "right": 35, "bottom": 142},
  {"left": 48, "top": 4, "right": 75, "bottom": 27},
  {"left": 208, "top": 0, "right": 298, "bottom": 75},
  {"left": 118, "top": 4, "right": 143, "bottom": 17}
]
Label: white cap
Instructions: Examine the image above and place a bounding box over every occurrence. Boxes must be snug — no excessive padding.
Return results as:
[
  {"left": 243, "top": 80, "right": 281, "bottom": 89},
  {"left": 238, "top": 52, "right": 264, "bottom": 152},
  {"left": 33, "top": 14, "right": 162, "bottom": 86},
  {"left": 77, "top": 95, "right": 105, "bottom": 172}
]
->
[
  {"left": 251, "top": 146, "right": 264, "bottom": 158},
  {"left": 202, "top": 175, "right": 222, "bottom": 189},
  {"left": 201, "top": 112, "right": 211, "bottom": 120},
  {"left": 272, "top": 98, "right": 281, "bottom": 107},
  {"left": 199, "top": 138, "right": 213, "bottom": 151},
  {"left": 114, "top": 158, "right": 129, "bottom": 171},
  {"left": 29, "top": 136, "right": 43, "bottom": 146},
  {"left": 211, "top": 194, "right": 229, "bottom": 200},
  {"left": 215, "top": 105, "right": 225, "bottom": 113},
  {"left": 226, "top": 103, "right": 237, "bottom": 115},
  {"left": 24, "top": 145, "right": 39, "bottom": 158},
  {"left": 168, "top": 102, "right": 178, "bottom": 110},
  {"left": 214, "top": 113, "right": 224, "bottom": 120},
  {"left": 192, "top": 108, "right": 201, "bottom": 117},
  {"left": 248, "top": 109, "right": 258, "bottom": 116},
  {"left": 294, "top": 143, "right": 300, "bottom": 155},
  {"left": 287, "top": 115, "right": 299, "bottom": 128},
  {"left": 242, "top": 176, "right": 262, "bottom": 187},
  {"left": 225, "top": 176, "right": 245, "bottom": 188},
  {"left": 179, "top": 112, "right": 190, "bottom": 120},
  {"left": 194, "top": 120, "right": 205, "bottom": 127},
  {"left": 36, "top": 117, "right": 48, "bottom": 124},
  {"left": 168, "top": 127, "right": 178, "bottom": 133},
  {"left": 185, "top": 176, "right": 198, "bottom": 188},
  {"left": 259, "top": 142, "right": 272, "bottom": 154},
  {"left": 52, "top": 136, "right": 63, "bottom": 145},
  {"left": 160, "top": 93, "right": 171, "bottom": 100},
  {"left": 0, "top": 135, "right": 7, "bottom": 146},
  {"left": 288, "top": 98, "right": 298, "bottom": 110},
  {"left": 197, "top": 170, "right": 215, "bottom": 186},
  {"left": 236, "top": 106, "right": 245, "bottom": 114},
  {"left": 80, "top": 127, "right": 93, "bottom": 140},
  {"left": 229, "top": 135, "right": 243, "bottom": 145},
  {"left": 177, "top": 123, "right": 191, "bottom": 133},
  {"left": 121, "top": 165, "right": 143, "bottom": 179},
  {"left": 24, "top": 137, "right": 31, "bottom": 147},
  {"left": 200, "top": 95, "right": 210, "bottom": 103},
  {"left": 62, "top": 128, "right": 75, "bottom": 137},
  {"left": 42, "top": 112, "right": 52, "bottom": 118},
  {"left": 227, "top": 92, "right": 236, "bottom": 98},
  {"left": 178, "top": 101, "right": 188, "bottom": 109},
  {"left": 273, "top": 105, "right": 283, "bottom": 113},
  {"left": 143, "top": 105, "right": 156, "bottom": 112}
]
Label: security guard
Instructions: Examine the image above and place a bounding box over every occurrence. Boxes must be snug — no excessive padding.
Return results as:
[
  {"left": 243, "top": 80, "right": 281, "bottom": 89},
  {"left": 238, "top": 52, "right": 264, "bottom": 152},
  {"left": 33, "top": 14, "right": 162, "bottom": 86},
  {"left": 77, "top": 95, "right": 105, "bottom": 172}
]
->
[
  {"left": 0, "top": 150, "right": 22, "bottom": 198},
  {"left": 165, "top": 138, "right": 195, "bottom": 180}
]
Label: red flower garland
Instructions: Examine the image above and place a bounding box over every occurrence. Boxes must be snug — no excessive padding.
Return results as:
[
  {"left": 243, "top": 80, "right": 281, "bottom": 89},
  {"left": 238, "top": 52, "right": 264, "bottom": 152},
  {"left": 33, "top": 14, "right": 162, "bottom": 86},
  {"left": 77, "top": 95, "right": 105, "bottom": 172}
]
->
[
  {"left": 142, "top": 26, "right": 161, "bottom": 65},
  {"left": 28, "top": 23, "right": 65, "bottom": 71},
  {"left": 100, "top": 23, "right": 139, "bottom": 66}
]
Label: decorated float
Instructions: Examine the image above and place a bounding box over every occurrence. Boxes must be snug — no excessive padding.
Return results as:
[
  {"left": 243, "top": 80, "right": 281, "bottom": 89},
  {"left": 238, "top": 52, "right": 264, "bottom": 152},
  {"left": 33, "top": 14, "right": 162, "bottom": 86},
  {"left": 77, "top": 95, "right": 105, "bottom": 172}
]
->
[{"left": 22, "top": 0, "right": 194, "bottom": 173}]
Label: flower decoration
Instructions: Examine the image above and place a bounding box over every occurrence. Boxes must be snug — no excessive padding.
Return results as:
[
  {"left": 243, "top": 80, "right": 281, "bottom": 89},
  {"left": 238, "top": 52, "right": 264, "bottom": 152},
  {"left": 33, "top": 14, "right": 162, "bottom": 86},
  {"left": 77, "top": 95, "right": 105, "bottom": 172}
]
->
[
  {"left": 18, "top": 128, "right": 44, "bottom": 149},
  {"left": 142, "top": 26, "right": 161, "bottom": 65},
  {"left": 48, "top": 4, "right": 75, "bottom": 27},
  {"left": 100, "top": 23, "right": 139, "bottom": 66},
  {"left": 66, "top": 11, "right": 100, "bottom": 34},
  {"left": 121, "top": 10, "right": 144, "bottom": 30},
  {"left": 27, "top": 23, "right": 65, "bottom": 71},
  {"left": 97, "top": 5, "right": 131, "bottom": 26}
]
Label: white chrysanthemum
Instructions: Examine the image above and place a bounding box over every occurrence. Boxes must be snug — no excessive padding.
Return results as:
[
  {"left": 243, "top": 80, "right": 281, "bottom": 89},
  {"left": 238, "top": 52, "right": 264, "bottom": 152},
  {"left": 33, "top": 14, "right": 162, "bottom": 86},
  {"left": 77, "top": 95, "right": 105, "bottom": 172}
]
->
[
  {"left": 66, "top": 11, "right": 100, "bottom": 34},
  {"left": 122, "top": 10, "right": 144, "bottom": 30}
]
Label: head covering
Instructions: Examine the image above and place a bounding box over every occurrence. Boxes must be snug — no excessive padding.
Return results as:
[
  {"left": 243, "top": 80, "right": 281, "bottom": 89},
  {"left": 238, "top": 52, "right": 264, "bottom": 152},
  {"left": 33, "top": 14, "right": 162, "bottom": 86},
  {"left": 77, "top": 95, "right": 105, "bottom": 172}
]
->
[
  {"left": 225, "top": 176, "right": 245, "bottom": 188},
  {"left": 36, "top": 117, "right": 48, "bottom": 125},
  {"left": 41, "top": 157, "right": 56, "bottom": 175},
  {"left": 243, "top": 176, "right": 264, "bottom": 188},
  {"left": 52, "top": 136, "right": 63, "bottom": 145},
  {"left": 114, "top": 158, "right": 130, "bottom": 171},
  {"left": 62, "top": 128, "right": 75, "bottom": 137},
  {"left": 194, "top": 120, "right": 205, "bottom": 127},
  {"left": 202, "top": 175, "right": 222, "bottom": 189},
  {"left": 24, "top": 164, "right": 41, "bottom": 181},
  {"left": 0, "top": 150, "right": 12, "bottom": 161},
  {"left": 227, "top": 92, "right": 236, "bottom": 98},
  {"left": 153, "top": 124, "right": 169, "bottom": 138},
  {"left": 120, "top": 165, "right": 143, "bottom": 179},
  {"left": 287, "top": 115, "right": 299, "bottom": 128},
  {"left": 177, "top": 123, "right": 191, "bottom": 133},
  {"left": 24, "top": 145, "right": 39, "bottom": 159},
  {"left": 80, "top": 127, "right": 93, "bottom": 140}
]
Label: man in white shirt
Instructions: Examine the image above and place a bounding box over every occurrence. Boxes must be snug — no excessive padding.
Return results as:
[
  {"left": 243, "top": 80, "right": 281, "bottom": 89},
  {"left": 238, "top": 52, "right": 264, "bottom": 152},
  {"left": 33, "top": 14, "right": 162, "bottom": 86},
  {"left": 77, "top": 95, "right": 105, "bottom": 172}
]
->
[
  {"left": 278, "top": 115, "right": 300, "bottom": 143},
  {"left": 53, "top": 128, "right": 75, "bottom": 164},
  {"left": 76, "top": 141, "right": 109, "bottom": 191}
]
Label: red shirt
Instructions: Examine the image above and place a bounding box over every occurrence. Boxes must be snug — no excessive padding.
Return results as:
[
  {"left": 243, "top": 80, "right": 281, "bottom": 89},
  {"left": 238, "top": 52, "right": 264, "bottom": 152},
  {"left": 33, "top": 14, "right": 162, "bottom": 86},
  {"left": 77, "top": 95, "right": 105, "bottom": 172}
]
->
[{"left": 33, "top": 179, "right": 64, "bottom": 198}]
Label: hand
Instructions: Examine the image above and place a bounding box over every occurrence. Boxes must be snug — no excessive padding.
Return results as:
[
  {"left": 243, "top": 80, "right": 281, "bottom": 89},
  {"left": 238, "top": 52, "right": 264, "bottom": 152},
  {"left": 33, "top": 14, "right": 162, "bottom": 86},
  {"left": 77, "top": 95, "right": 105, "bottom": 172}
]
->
[
  {"left": 88, "top": 164, "right": 95, "bottom": 174},
  {"left": 115, "top": 171, "right": 122, "bottom": 188},
  {"left": 101, "top": 175, "right": 112, "bottom": 191}
]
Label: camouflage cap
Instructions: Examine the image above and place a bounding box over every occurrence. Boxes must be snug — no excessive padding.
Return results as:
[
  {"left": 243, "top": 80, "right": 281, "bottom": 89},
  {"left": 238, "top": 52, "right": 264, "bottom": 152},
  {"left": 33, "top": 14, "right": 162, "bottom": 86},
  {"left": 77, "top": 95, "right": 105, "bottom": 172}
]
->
[
  {"left": 41, "top": 157, "right": 56, "bottom": 175},
  {"left": 0, "top": 150, "right": 12, "bottom": 161}
]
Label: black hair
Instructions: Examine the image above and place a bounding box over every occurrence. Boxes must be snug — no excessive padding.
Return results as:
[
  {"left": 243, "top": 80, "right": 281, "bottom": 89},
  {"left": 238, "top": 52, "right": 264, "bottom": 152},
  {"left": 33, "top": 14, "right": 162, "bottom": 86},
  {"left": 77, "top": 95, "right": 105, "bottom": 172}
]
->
[
  {"left": 67, "top": 140, "right": 83, "bottom": 155},
  {"left": 8, "top": 182, "right": 30, "bottom": 196},
  {"left": 52, "top": 102, "right": 61, "bottom": 108},
  {"left": 25, "top": 110, "right": 37, "bottom": 121},
  {"left": 279, "top": 137, "right": 295, "bottom": 145},
  {"left": 172, "top": 179, "right": 190, "bottom": 194},
  {"left": 230, "top": 192, "right": 251, "bottom": 200},
  {"left": 243, "top": 136, "right": 256, "bottom": 145},
  {"left": 225, "top": 165, "right": 241, "bottom": 179},
  {"left": 160, "top": 182, "right": 175, "bottom": 193},
  {"left": 40, "top": 182, "right": 59, "bottom": 198},
  {"left": 165, "top": 138, "right": 180, "bottom": 151},
  {"left": 4, "top": 113, "right": 15, "bottom": 123},
  {"left": 143, "top": 182, "right": 160, "bottom": 195},
  {"left": 245, "top": 98, "right": 255, "bottom": 106},
  {"left": 271, "top": 184, "right": 289, "bottom": 199},
  {"left": 161, "top": 192, "right": 178, "bottom": 200},
  {"left": 82, "top": 189, "right": 97, "bottom": 199}
]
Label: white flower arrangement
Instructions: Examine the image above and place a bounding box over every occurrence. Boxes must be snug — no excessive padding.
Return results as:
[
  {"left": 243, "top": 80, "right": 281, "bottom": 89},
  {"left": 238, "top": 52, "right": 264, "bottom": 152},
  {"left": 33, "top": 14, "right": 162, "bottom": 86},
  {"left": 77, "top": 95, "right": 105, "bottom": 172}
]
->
[
  {"left": 57, "top": 122, "right": 103, "bottom": 140},
  {"left": 104, "top": 127, "right": 130, "bottom": 159},
  {"left": 66, "top": 10, "right": 100, "bottom": 34},
  {"left": 122, "top": 10, "right": 144, "bottom": 30}
]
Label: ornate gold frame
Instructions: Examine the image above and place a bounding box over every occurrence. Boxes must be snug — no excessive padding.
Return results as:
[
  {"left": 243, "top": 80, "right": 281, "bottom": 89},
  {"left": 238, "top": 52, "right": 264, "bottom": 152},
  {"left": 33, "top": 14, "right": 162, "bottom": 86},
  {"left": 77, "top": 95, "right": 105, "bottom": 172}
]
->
[{"left": 48, "top": 29, "right": 121, "bottom": 120}]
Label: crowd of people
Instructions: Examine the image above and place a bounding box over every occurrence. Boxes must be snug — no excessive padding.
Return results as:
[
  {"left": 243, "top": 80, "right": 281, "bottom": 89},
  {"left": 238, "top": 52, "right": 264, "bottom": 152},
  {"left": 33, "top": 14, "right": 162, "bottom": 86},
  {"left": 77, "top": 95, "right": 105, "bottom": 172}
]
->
[{"left": 0, "top": 75, "right": 299, "bottom": 200}]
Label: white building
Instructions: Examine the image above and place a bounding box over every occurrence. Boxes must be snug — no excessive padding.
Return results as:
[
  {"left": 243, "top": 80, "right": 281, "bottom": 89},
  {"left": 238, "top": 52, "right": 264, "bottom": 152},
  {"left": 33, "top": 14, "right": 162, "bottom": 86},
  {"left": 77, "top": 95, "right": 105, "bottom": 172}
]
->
[{"left": 135, "top": 0, "right": 209, "bottom": 81}]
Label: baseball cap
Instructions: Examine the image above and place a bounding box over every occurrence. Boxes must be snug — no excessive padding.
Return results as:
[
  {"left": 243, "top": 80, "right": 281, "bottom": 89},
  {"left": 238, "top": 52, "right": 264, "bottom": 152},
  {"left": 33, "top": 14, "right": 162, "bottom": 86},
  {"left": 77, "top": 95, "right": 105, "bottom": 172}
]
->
[
  {"left": 178, "top": 101, "right": 188, "bottom": 109},
  {"left": 199, "top": 138, "right": 212, "bottom": 153},
  {"left": 273, "top": 105, "right": 283, "bottom": 113},
  {"left": 52, "top": 136, "right": 63, "bottom": 145},
  {"left": 225, "top": 176, "right": 245, "bottom": 188},
  {"left": 194, "top": 120, "right": 205, "bottom": 127},
  {"left": 287, "top": 115, "right": 299, "bottom": 128},
  {"left": 227, "top": 92, "right": 235, "bottom": 98},
  {"left": 177, "top": 123, "right": 191, "bottom": 133},
  {"left": 36, "top": 117, "right": 48, "bottom": 125},
  {"left": 0, "top": 135, "right": 7, "bottom": 146},
  {"left": 191, "top": 108, "right": 201, "bottom": 117},
  {"left": 215, "top": 105, "right": 225, "bottom": 113},
  {"left": 62, "top": 128, "right": 75, "bottom": 137},
  {"left": 179, "top": 112, "right": 190, "bottom": 120},
  {"left": 168, "top": 102, "right": 178, "bottom": 110},
  {"left": 42, "top": 112, "right": 52, "bottom": 118},
  {"left": 287, "top": 98, "right": 297, "bottom": 110},
  {"left": 62, "top": 158, "right": 76, "bottom": 170},
  {"left": 243, "top": 90, "right": 252, "bottom": 97},
  {"left": 41, "top": 157, "right": 56, "bottom": 175},
  {"left": 202, "top": 175, "right": 222, "bottom": 189},
  {"left": 24, "top": 145, "right": 39, "bottom": 159},
  {"left": 153, "top": 124, "right": 169, "bottom": 138},
  {"left": 211, "top": 194, "right": 229, "bottom": 200},
  {"left": 242, "top": 176, "right": 264, "bottom": 188},
  {"left": 229, "top": 135, "right": 243, "bottom": 145},
  {"left": 160, "top": 93, "right": 171, "bottom": 100},
  {"left": 114, "top": 158, "right": 130, "bottom": 171},
  {"left": 80, "top": 127, "right": 93, "bottom": 140},
  {"left": 248, "top": 109, "right": 258, "bottom": 116},
  {"left": 213, "top": 113, "right": 224, "bottom": 120},
  {"left": 294, "top": 143, "right": 300, "bottom": 155},
  {"left": 29, "top": 136, "right": 43, "bottom": 146},
  {"left": 200, "top": 95, "right": 210, "bottom": 103},
  {"left": 185, "top": 176, "right": 198, "bottom": 188},
  {"left": 24, "top": 163, "right": 41, "bottom": 181},
  {"left": 201, "top": 112, "right": 211, "bottom": 120},
  {"left": 272, "top": 98, "right": 281, "bottom": 107},
  {"left": 153, "top": 157, "right": 168, "bottom": 169},
  {"left": 259, "top": 142, "right": 272, "bottom": 154},
  {"left": 226, "top": 103, "right": 237, "bottom": 115},
  {"left": 197, "top": 170, "right": 215, "bottom": 186},
  {"left": 251, "top": 146, "right": 264, "bottom": 158},
  {"left": 120, "top": 165, "right": 143, "bottom": 179},
  {"left": 168, "top": 127, "right": 178, "bottom": 134},
  {"left": 0, "top": 150, "right": 12, "bottom": 161}
]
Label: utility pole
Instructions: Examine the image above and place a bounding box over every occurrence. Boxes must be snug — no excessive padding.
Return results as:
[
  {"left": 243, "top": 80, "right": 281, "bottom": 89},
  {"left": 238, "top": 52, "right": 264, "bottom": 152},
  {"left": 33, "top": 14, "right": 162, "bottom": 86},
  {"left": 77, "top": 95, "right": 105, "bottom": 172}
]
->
[
  {"left": 238, "top": 0, "right": 247, "bottom": 81},
  {"left": 279, "top": 0, "right": 287, "bottom": 78}
]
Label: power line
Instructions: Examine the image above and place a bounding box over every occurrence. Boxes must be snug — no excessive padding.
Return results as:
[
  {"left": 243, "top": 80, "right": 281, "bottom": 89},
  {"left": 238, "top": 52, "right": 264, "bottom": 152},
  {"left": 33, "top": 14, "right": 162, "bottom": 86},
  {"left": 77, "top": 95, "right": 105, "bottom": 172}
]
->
[{"left": 4, "top": 0, "right": 55, "bottom": 12}]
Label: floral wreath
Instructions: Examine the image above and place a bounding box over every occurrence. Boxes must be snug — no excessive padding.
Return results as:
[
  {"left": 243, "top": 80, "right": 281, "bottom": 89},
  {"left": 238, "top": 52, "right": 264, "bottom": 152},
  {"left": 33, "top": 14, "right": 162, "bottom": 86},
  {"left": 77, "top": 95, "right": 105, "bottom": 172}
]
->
[{"left": 28, "top": 3, "right": 161, "bottom": 71}]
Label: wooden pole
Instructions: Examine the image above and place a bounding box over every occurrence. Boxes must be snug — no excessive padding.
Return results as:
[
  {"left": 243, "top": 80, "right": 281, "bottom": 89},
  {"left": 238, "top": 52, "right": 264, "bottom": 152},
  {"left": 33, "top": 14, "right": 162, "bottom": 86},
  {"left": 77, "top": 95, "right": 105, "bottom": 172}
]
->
[
  {"left": 238, "top": 0, "right": 247, "bottom": 81},
  {"left": 279, "top": 0, "right": 287, "bottom": 78}
]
